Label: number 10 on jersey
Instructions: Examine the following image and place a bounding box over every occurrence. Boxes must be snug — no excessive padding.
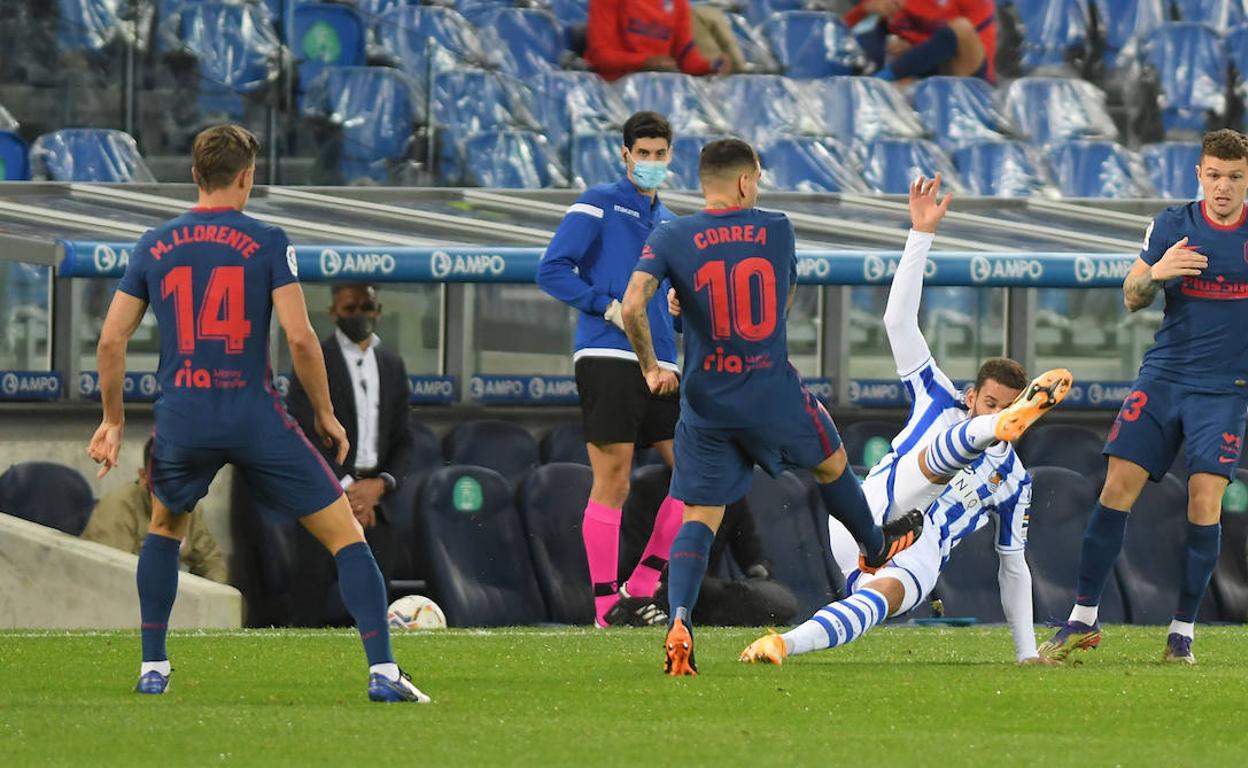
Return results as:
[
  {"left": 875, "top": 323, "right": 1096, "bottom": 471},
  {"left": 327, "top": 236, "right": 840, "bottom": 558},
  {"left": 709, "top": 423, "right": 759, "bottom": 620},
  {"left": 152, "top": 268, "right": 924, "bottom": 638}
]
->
[{"left": 693, "top": 258, "right": 778, "bottom": 341}]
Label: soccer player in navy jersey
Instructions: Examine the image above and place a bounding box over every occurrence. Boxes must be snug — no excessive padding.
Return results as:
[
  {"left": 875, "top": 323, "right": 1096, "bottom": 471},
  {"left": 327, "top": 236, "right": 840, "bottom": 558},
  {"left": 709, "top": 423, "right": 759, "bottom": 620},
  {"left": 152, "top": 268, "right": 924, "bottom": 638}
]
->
[
  {"left": 620, "top": 138, "right": 927, "bottom": 675},
  {"left": 1040, "top": 129, "right": 1248, "bottom": 665},
  {"left": 87, "top": 125, "right": 429, "bottom": 702}
]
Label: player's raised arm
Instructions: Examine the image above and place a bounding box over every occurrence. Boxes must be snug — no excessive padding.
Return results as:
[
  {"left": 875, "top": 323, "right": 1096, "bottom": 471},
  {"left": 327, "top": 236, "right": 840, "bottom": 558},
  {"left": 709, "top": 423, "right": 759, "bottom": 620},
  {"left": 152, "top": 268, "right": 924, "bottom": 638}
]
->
[
  {"left": 622, "top": 270, "right": 678, "bottom": 396},
  {"left": 88, "top": 290, "right": 148, "bottom": 478},
  {"left": 882, "top": 175, "right": 952, "bottom": 375},
  {"left": 273, "top": 282, "right": 349, "bottom": 465}
]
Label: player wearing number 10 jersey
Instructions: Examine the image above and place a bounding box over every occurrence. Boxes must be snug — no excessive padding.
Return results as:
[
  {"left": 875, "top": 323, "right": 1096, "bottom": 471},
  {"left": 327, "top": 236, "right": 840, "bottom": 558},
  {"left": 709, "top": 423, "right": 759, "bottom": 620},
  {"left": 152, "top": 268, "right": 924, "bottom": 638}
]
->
[
  {"left": 88, "top": 125, "right": 429, "bottom": 702},
  {"left": 621, "top": 138, "right": 924, "bottom": 676}
]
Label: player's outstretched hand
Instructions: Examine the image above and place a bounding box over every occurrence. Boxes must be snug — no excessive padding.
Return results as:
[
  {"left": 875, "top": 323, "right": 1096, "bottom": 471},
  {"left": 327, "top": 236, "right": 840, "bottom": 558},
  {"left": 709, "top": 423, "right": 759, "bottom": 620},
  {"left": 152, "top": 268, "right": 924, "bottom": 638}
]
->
[
  {"left": 87, "top": 420, "right": 123, "bottom": 479},
  {"left": 316, "top": 411, "right": 351, "bottom": 466},
  {"left": 645, "top": 367, "right": 679, "bottom": 397},
  {"left": 1150, "top": 236, "right": 1207, "bottom": 281},
  {"left": 668, "top": 288, "right": 681, "bottom": 318},
  {"left": 909, "top": 173, "right": 953, "bottom": 234}
]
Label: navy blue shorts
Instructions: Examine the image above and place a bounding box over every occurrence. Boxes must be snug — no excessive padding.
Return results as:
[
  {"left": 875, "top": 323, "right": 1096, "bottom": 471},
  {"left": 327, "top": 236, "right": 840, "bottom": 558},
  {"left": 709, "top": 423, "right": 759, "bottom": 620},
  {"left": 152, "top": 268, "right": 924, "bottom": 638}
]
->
[
  {"left": 1104, "top": 375, "right": 1248, "bottom": 481},
  {"left": 670, "top": 387, "right": 843, "bottom": 506},
  {"left": 149, "top": 421, "right": 343, "bottom": 518}
]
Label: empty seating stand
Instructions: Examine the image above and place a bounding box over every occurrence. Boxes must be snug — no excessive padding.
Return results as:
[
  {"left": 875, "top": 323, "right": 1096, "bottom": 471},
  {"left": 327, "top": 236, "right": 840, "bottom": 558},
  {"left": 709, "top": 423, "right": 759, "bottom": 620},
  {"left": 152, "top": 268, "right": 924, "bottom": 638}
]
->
[{"left": 30, "top": 128, "right": 155, "bottom": 182}]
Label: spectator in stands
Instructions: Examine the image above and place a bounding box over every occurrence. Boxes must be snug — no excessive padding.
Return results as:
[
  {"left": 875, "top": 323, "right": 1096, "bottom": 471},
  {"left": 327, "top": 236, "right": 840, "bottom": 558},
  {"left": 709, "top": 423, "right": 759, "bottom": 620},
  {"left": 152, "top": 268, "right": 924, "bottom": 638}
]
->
[
  {"left": 82, "top": 437, "right": 227, "bottom": 584},
  {"left": 586, "top": 0, "right": 731, "bottom": 81},
  {"left": 691, "top": 5, "right": 747, "bottom": 75},
  {"left": 286, "top": 284, "right": 416, "bottom": 626},
  {"left": 845, "top": 0, "right": 997, "bottom": 83}
]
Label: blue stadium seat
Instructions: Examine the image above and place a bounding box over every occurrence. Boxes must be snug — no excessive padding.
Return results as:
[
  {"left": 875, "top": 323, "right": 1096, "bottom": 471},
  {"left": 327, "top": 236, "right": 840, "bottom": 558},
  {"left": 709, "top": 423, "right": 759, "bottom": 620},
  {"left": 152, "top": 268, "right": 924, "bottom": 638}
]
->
[
  {"left": 711, "top": 75, "right": 818, "bottom": 144},
  {"left": 1143, "top": 22, "right": 1229, "bottom": 137},
  {"left": 443, "top": 420, "right": 540, "bottom": 482},
  {"left": 487, "top": 8, "right": 566, "bottom": 79},
  {"left": 933, "top": 524, "right": 1006, "bottom": 622},
  {"left": 408, "top": 417, "right": 444, "bottom": 476},
  {"left": 744, "top": 0, "right": 808, "bottom": 27},
  {"left": 613, "top": 72, "right": 729, "bottom": 134},
  {"left": 1116, "top": 474, "right": 1220, "bottom": 623},
  {"left": 0, "top": 462, "right": 94, "bottom": 536},
  {"left": 759, "top": 136, "right": 870, "bottom": 193},
  {"left": 1016, "top": 424, "right": 1106, "bottom": 478},
  {"left": 912, "top": 77, "right": 1015, "bottom": 151},
  {"left": 1229, "top": 25, "right": 1248, "bottom": 130},
  {"left": 303, "top": 66, "right": 423, "bottom": 183},
  {"left": 1213, "top": 494, "right": 1248, "bottom": 622},
  {"left": 530, "top": 71, "right": 627, "bottom": 159},
  {"left": 0, "top": 130, "right": 29, "bottom": 180},
  {"left": 1017, "top": 0, "right": 1093, "bottom": 72},
  {"left": 1003, "top": 77, "right": 1118, "bottom": 146},
  {"left": 568, "top": 132, "right": 624, "bottom": 188},
  {"left": 518, "top": 463, "right": 594, "bottom": 624},
  {"left": 432, "top": 68, "right": 538, "bottom": 133},
  {"left": 745, "top": 468, "right": 837, "bottom": 617},
  {"left": 839, "top": 420, "right": 903, "bottom": 470},
  {"left": 291, "top": 4, "right": 366, "bottom": 98},
  {"left": 1172, "top": 0, "right": 1247, "bottom": 31},
  {"left": 417, "top": 466, "right": 548, "bottom": 626},
  {"left": 1046, "top": 139, "right": 1155, "bottom": 198},
  {"left": 1091, "top": 0, "right": 1167, "bottom": 70},
  {"left": 455, "top": 129, "right": 567, "bottom": 188},
  {"left": 353, "top": 0, "right": 411, "bottom": 20},
  {"left": 57, "top": 0, "right": 122, "bottom": 54},
  {"left": 162, "top": 2, "right": 282, "bottom": 93},
  {"left": 725, "top": 12, "right": 780, "bottom": 72},
  {"left": 761, "top": 11, "right": 866, "bottom": 78},
  {"left": 30, "top": 129, "right": 155, "bottom": 182},
  {"left": 1141, "top": 142, "right": 1201, "bottom": 199},
  {"left": 1025, "top": 466, "right": 1128, "bottom": 624},
  {"left": 668, "top": 133, "right": 719, "bottom": 190},
  {"left": 540, "top": 424, "right": 589, "bottom": 466},
  {"left": 859, "top": 139, "right": 963, "bottom": 195},
  {"left": 806, "top": 77, "right": 925, "bottom": 146},
  {"left": 952, "top": 140, "right": 1052, "bottom": 197},
  {"left": 547, "top": 0, "right": 588, "bottom": 26},
  {"left": 374, "top": 6, "right": 502, "bottom": 78}
]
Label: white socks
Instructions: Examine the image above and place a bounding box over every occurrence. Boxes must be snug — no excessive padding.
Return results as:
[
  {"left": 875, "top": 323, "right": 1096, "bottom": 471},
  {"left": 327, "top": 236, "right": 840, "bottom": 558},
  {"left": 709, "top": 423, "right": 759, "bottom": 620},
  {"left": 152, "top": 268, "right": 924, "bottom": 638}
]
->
[
  {"left": 782, "top": 588, "right": 890, "bottom": 656},
  {"left": 370, "top": 662, "right": 401, "bottom": 681},
  {"left": 1168, "top": 620, "right": 1195, "bottom": 639},
  {"left": 1069, "top": 604, "right": 1099, "bottom": 625},
  {"left": 140, "top": 660, "right": 171, "bottom": 677}
]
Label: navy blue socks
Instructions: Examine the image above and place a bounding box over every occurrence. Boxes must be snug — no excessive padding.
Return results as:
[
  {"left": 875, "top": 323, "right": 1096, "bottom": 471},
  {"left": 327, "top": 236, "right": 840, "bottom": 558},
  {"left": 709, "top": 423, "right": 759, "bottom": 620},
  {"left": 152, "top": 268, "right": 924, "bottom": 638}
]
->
[
  {"left": 819, "top": 470, "right": 885, "bottom": 557},
  {"left": 335, "top": 542, "right": 394, "bottom": 666},
  {"left": 1074, "top": 502, "right": 1130, "bottom": 607},
  {"left": 1175, "top": 521, "right": 1221, "bottom": 622},
  {"left": 137, "top": 532, "right": 181, "bottom": 662},
  {"left": 666, "top": 521, "right": 715, "bottom": 632}
]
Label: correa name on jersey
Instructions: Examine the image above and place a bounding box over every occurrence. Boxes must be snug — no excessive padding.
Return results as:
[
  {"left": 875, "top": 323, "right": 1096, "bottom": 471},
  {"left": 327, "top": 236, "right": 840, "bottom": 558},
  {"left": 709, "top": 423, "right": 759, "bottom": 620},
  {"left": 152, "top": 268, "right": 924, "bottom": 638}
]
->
[{"left": 0, "top": 371, "right": 63, "bottom": 401}]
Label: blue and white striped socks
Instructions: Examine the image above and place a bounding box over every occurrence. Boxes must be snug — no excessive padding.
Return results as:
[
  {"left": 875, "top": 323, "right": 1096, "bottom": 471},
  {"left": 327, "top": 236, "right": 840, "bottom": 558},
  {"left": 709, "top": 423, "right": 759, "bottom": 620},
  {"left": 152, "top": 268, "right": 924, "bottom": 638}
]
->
[
  {"left": 782, "top": 588, "right": 890, "bottom": 656},
  {"left": 924, "top": 415, "right": 997, "bottom": 476}
]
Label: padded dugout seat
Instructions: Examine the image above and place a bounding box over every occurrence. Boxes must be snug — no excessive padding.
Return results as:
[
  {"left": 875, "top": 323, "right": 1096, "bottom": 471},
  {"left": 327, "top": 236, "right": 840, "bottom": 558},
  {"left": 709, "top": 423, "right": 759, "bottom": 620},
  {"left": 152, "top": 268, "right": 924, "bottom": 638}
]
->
[
  {"left": 0, "top": 462, "right": 94, "bottom": 536},
  {"left": 417, "top": 466, "right": 548, "bottom": 626},
  {"left": 443, "top": 420, "right": 540, "bottom": 481},
  {"left": 518, "top": 462, "right": 594, "bottom": 624},
  {"left": 746, "top": 468, "right": 837, "bottom": 617}
]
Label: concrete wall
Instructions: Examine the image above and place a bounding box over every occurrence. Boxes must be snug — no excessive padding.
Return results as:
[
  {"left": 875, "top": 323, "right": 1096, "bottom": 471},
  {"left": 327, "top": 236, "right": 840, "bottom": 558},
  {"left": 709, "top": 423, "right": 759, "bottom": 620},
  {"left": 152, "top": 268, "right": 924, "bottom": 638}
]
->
[{"left": 0, "top": 513, "right": 241, "bottom": 629}]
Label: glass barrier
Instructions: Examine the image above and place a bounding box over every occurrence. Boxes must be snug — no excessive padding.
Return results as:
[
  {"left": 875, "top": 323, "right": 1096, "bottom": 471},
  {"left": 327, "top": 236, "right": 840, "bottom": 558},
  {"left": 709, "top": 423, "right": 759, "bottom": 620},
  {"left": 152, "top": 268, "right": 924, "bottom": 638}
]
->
[
  {"left": 472, "top": 284, "right": 578, "bottom": 375},
  {"left": 1034, "top": 287, "right": 1156, "bottom": 381},
  {"left": 1, "top": 262, "right": 53, "bottom": 370},
  {"left": 788, "top": 285, "right": 821, "bottom": 377}
]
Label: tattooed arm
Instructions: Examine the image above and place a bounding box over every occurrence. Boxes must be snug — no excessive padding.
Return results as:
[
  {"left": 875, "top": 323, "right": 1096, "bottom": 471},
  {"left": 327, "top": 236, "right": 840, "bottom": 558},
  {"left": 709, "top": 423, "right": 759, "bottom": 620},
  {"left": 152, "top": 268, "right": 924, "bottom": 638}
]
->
[
  {"left": 622, "top": 270, "right": 678, "bottom": 396},
  {"left": 1123, "top": 236, "right": 1205, "bottom": 312}
]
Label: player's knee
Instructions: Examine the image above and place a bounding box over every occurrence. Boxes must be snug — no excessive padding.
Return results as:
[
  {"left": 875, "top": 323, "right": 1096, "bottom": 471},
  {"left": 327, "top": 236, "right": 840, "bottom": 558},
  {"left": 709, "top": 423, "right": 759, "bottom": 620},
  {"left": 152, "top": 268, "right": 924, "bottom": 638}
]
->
[
  {"left": 590, "top": 474, "right": 631, "bottom": 508},
  {"left": 946, "top": 16, "right": 976, "bottom": 41},
  {"left": 1099, "top": 461, "right": 1147, "bottom": 509},
  {"left": 1186, "top": 476, "right": 1225, "bottom": 524}
]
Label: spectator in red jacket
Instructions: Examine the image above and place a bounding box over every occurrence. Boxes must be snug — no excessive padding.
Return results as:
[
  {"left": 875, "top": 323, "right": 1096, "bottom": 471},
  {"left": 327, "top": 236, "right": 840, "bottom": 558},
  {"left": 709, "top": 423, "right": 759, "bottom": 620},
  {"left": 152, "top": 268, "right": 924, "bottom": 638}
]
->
[
  {"left": 846, "top": 0, "right": 997, "bottom": 83},
  {"left": 586, "top": 0, "right": 731, "bottom": 81}
]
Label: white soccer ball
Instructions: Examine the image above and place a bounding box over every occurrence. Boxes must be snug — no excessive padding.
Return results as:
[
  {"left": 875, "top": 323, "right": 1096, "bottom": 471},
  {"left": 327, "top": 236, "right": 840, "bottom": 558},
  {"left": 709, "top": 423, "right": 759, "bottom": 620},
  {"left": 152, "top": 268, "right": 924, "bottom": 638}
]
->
[{"left": 387, "top": 595, "right": 447, "bottom": 630}]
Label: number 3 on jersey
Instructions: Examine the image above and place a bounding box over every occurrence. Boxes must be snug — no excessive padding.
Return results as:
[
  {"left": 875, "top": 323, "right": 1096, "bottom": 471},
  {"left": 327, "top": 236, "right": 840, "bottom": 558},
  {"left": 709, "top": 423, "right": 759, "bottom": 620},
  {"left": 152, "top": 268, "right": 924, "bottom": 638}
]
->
[
  {"left": 693, "top": 257, "right": 777, "bottom": 341},
  {"left": 161, "top": 265, "right": 252, "bottom": 354}
]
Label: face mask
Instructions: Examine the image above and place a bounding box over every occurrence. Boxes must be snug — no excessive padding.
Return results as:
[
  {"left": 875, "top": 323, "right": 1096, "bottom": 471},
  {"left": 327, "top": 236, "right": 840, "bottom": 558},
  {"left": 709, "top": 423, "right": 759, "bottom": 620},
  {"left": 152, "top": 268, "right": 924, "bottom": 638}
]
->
[
  {"left": 336, "top": 314, "right": 375, "bottom": 343},
  {"left": 631, "top": 159, "right": 669, "bottom": 190}
]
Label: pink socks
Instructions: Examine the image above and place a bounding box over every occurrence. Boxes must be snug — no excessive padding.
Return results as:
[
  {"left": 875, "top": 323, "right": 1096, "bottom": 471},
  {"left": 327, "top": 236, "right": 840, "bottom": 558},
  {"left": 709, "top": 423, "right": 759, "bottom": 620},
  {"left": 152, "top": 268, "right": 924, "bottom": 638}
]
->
[
  {"left": 625, "top": 495, "right": 683, "bottom": 599},
  {"left": 582, "top": 500, "right": 623, "bottom": 626}
]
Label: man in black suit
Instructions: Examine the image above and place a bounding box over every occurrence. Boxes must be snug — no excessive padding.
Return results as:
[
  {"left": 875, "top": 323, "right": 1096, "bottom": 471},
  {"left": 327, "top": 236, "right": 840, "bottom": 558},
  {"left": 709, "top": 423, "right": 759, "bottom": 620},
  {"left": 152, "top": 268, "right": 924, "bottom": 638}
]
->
[{"left": 286, "top": 283, "right": 415, "bottom": 626}]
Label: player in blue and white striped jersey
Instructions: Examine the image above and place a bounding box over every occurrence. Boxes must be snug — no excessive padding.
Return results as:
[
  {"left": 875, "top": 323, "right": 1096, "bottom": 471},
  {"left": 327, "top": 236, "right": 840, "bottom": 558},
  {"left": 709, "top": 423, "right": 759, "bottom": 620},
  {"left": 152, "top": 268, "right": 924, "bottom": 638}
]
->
[{"left": 741, "top": 175, "right": 1072, "bottom": 666}]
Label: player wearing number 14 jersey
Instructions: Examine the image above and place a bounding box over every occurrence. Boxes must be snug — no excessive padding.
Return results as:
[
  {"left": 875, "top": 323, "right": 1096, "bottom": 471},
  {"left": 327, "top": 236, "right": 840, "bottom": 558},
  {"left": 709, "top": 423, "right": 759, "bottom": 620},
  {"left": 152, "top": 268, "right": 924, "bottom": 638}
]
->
[
  {"left": 88, "top": 125, "right": 428, "bottom": 702},
  {"left": 621, "top": 138, "right": 925, "bottom": 676}
]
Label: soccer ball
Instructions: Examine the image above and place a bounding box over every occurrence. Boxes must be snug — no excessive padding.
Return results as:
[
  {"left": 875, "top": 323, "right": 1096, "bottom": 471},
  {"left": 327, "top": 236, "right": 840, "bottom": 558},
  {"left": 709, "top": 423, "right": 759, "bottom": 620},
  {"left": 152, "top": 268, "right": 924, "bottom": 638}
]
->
[{"left": 387, "top": 595, "right": 447, "bottom": 630}]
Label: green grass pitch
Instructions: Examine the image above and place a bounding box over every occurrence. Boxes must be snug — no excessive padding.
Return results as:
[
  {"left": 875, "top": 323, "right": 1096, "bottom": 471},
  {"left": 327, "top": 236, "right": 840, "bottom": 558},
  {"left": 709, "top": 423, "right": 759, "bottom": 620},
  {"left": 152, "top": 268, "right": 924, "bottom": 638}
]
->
[{"left": 2, "top": 625, "right": 1246, "bottom": 767}]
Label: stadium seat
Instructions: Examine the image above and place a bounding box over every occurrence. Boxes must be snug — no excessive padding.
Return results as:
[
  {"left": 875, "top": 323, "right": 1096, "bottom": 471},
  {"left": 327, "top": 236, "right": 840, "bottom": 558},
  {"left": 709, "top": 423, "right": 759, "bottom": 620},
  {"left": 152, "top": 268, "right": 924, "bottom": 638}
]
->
[
  {"left": 612, "top": 72, "right": 729, "bottom": 135},
  {"left": 408, "top": 417, "right": 444, "bottom": 476},
  {"left": 859, "top": 139, "right": 964, "bottom": 195},
  {"left": 1046, "top": 140, "right": 1155, "bottom": 198},
  {"left": 291, "top": 4, "right": 366, "bottom": 99},
  {"left": 952, "top": 140, "right": 1052, "bottom": 198},
  {"left": 1115, "top": 473, "right": 1220, "bottom": 624},
  {"left": 518, "top": 463, "right": 594, "bottom": 624},
  {"left": 568, "top": 132, "right": 624, "bottom": 188},
  {"left": 455, "top": 129, "right": 567, "bottom": 188},
  {"left": 761, "top": 11, "right": 867, "bottom": 78},
  {"left": 1003, "top": 77, "right": 1119, "bottom": 146},
  {"left": 746, "top": 468, "right": 837, "bottom": 617},
  {"left": 443, "top": 420, "right": 540, "bottom": 482},
  {"left": 744, "top": 0, "right": 807, "bottom": 27},
  {"left": 1142, "top": 22, "right": 1228, "bottom": 137},
  {"left": 303, "top": 66, "right": 424, "bottom": 183},
  {"left": 0, "top": 462, "right": 94, "bottom": 536},
  {"left": 1228, "top": 25, "right": 1248, "bottom": 130},
  {"left": 1141, "top": 142, "right": 1202, "bottom": 199},
  {"left": 1016, "top": 0, "right": 1094, "bottom": 73},
  {"left": 1025, "top": 466, "right": 1128, "bottom": 624},
  {"left": 161, "top": 2, "right": 282, "bottom": 93},
  {"left": 1016, "top": 424, "right": 1107, "bottom": 479},
  {"left": 911, "top": 77, "right": 1015, "bottom": 151},
  {"left": 1212, "top": 504, "right": 1248, "bottom": 623},
  {"left": 839, "top": 420, "right": 903, "bottom": 470},
  {"left": 667, "top": 133, "right": 719, "bottom": 190},
  {"left": 806, "top": 76, "right": 925, "bottom": 146},
  {"left": 530, "top": 71, "right": 627, "bottom": 160},
  {"left": 547, "top": 0, "right": 588, "bottom": 26},
  {"left": 30, "top": 129, "right": 155, "bottom": 182},
  {"left": 1172, "top": 0, "right": 1247, "bottom": 32},
  {"left": 56, "top": 0, "right": 122, "bottom": 54},
  {"left": 932, "top": 524, "right": 1006, "bottom": 622},
  {"left": 0, "top": 130, "right": 29, "bottom": 180},
  {"left": 1090, "top": 0, "right": 1167, "bottom": 70},
  {"left": 417, "top": 466, "right": 548, "bottom": 626},
  {"left": 374, "top": 6, "right": 503, "bottom": 78},
  {"left": 540, "top": 424, "right": 589, "bottom": 466},
  {"left": 711, "top": 75, "right": 818, "bottom": 144},
  {"left": 487, "top": 8, "right": 566, "bottom": 79},
  {"left": 758, "top": 136, "right": 870, "bottom": 193},
  {"left": 725, "top": 12, "right": 780, "bottom": 73},
  {"left": 432, "top": 68, "right": 538, "bottom": 134}
]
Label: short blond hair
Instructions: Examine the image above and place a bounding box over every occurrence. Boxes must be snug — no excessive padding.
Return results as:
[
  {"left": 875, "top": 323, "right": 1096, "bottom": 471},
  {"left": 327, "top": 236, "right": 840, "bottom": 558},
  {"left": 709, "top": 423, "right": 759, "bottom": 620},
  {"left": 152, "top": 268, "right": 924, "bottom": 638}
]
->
[{"left": 192, "top": 124, "right": 259, "bottom": 191}]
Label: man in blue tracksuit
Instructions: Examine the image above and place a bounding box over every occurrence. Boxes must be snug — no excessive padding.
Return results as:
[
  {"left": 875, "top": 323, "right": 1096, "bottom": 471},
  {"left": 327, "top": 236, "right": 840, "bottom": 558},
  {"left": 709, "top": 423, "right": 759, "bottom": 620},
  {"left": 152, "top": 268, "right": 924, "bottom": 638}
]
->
[{"left": 537, "top": 111, "right": 684, "bottom": 628}]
